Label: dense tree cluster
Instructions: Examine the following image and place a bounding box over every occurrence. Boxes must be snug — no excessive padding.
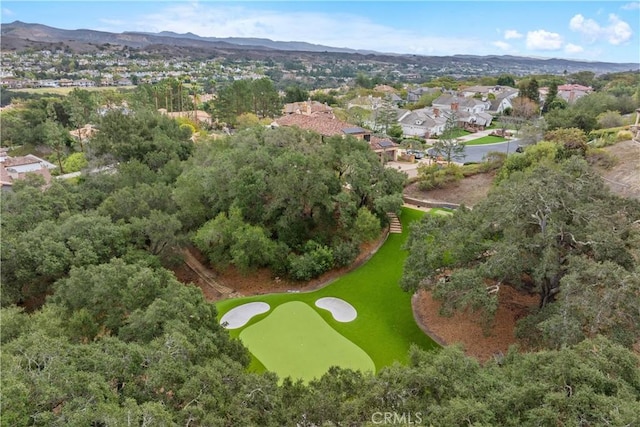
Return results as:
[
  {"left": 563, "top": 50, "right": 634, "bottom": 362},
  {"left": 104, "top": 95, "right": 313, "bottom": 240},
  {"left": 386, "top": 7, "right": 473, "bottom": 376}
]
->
[
  {"left": 4, "top": 302, "right": 639, "bottom": 426},
  {"left": 175, "top": 126, "right": 405, "bottom": 279},
  {"left": 403, "top": 157, "right": 640, "bottom": 350},
  {"left": 212, "top": 78, "right": 281, "bottom": 125},
  {"left": 2, "top": 71, "right": 640, "bottom": 425}
]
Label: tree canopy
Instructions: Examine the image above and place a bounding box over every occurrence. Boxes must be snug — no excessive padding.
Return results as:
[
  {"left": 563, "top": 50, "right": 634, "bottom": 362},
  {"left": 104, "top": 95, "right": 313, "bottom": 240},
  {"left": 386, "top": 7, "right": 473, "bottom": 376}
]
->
[
  {"left": 175, "top": 126, "right": 405, "bottom": 279},
  {"left": 402, "top": 157, "right": 640, "bottom": 349}
]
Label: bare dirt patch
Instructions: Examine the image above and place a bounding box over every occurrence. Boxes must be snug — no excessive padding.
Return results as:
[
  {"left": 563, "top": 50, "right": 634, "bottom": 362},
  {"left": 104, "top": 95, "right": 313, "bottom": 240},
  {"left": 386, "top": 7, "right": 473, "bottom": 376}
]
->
[
  {"left": 596, "top": 140, "right": 640, "bottom": 200},
  {"left": 404, "top": 172, "right": 495, "bottom": 207},
  {"left": 413, "top": 286, "right": 538, "bottom": 362}
]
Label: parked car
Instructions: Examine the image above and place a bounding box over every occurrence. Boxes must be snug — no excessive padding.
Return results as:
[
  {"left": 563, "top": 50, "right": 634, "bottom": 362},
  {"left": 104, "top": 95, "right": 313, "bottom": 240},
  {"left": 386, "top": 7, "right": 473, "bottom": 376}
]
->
[{"left": 406, "top": 149, "right": 424, "bottom": 159}]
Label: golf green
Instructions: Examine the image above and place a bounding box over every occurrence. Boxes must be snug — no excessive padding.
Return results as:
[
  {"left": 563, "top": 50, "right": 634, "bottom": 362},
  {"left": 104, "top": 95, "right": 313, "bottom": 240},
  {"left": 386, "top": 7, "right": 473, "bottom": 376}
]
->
[{"left": 239, "top": 301, "right": 375, "bottom": 382}]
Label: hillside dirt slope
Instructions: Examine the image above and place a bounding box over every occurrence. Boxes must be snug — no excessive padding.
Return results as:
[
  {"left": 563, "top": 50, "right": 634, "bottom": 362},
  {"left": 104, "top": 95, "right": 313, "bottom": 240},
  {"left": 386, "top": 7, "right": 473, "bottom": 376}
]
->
[{"left": 596, "top": 140, "right": 640, "bottom": 200}]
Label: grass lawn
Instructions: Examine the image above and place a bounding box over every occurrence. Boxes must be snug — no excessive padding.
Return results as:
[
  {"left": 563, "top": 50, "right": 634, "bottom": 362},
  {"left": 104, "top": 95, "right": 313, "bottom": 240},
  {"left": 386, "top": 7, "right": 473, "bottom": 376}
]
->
[
  {"left": 446, "top": 129, "right": 471, "bottom": 138},
  {"left": 429, "top": 207, "right": 454, "bottom": 216},
  {"left": 240, "top": 301, "right": 375, "bottom": 382},
  {"left": 465, "top": 135, "right": 508, "bottom": 145},
  {"left": 216, "top": 207, "right": 439, "bottom": 380}
]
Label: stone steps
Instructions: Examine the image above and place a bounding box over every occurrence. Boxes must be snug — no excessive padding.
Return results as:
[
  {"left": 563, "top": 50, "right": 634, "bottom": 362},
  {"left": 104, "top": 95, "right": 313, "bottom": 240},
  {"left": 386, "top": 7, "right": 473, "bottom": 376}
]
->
[{"left": 387, "top": 213, "right": 402, "bottom": 234}]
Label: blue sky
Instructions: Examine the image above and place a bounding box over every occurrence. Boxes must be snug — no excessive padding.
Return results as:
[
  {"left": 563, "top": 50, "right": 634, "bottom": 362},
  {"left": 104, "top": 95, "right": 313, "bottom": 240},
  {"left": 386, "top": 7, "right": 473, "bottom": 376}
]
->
[{"left": 2, "top": 1, "right": 639, "bottom": 63}]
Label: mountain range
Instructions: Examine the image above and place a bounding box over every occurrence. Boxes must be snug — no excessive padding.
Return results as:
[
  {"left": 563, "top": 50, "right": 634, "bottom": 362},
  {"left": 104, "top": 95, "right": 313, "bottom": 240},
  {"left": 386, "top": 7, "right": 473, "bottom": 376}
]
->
[{"left": 2, "top": 21, "right": 638, "bottom": 75}]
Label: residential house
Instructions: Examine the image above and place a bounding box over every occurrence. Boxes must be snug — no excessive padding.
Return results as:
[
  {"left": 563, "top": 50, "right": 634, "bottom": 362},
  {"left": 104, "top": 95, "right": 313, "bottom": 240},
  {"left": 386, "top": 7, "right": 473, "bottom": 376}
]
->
[
  {"left": 159, "top": 109, "right": 213, "bottom": 127},
  {"left": 460, "top": 85, "right": 517, "bottom": 98},
  {"left": 388, "top": 93, "right": 404, "bottom": 106},
  {"left": 432, "top": 94, "right": 491, "bottom": 114},
  {"left": 406, "top": 87, "right": 440, "bottom": 103},
  {"left": 487, "top": 89, "right": 519, "bottom": 114},
  {"left": 557, "top": 84, "right": 593, "bottom": 104},
  {"left": 273, "top": 114, "right": 398, "bottom": 161},
  {"left": 282, "top": 100, "right": 333, "bottom": 116},
  {"left": 398, "top": 106, "right": 493, "bottom": 138},
  {"left": 397, "top": 108, "right": 447, "bottom": 139},
  {"left": 69, "top": 124, "right": 99, "bottom": 142},
  {"left": 0, "top": 151, "right": 57, "bottom": 190}
]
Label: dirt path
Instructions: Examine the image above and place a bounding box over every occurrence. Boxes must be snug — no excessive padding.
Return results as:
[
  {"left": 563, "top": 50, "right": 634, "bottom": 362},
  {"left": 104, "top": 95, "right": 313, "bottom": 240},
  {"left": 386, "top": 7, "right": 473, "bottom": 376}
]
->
[{"left": 180, "top": 248, "right": 239, "bottom": 299}]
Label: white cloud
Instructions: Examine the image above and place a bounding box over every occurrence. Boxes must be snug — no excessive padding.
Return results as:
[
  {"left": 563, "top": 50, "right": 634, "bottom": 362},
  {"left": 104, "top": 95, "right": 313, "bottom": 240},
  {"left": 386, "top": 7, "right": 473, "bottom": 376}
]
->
[
  {"left": 569, "top": 13, "right": 633, "bottom": 45},
  {"left": 564, "top": 43, "right": 584, "bottom": 54},
  {"left": 2, "top": 8, "right": 14, "bottom": 17},
  {"left": 504, "top": 29, "right": 523, "bottom": 40},
  {"left": 621, "top": 2, "right": 640, "bottom": 10},
  {"left": 606, "top": 14, "right": 633, "bottom": 45},
  {"left": 493, "top": 41, "right": 511, "bottom": 51},
  {"left": 526, "top": 30, "right": 563, "bottom": 50},
  {"left": 569, "top": 14, "right": 601, "bottom": 42}
]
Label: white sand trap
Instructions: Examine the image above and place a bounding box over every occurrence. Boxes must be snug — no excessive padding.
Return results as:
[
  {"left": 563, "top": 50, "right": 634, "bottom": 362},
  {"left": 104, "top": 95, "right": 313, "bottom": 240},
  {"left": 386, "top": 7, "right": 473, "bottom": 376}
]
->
[
  {"left": 315, "top": 297, "right": 357, "bottom": 322},
  {"left": 220, "top": 302, "right": 270, "bottom": 329}
]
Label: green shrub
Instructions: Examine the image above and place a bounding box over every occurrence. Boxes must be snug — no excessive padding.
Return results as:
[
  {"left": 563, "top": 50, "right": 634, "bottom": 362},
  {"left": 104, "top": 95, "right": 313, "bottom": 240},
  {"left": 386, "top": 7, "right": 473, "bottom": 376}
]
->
[
  {"left": 373, "top": 193, "right": 404, "bottom": 218},
  {"left": 62, "top": 152, "right": 88, "bottom": 173},
  {"left": 270, "top": 242, "right": 291, "bottom": 277},
  {"left": 586, "top": 148, "right": 618, "bottom": 169},
  {"left": 332, "top": 240, "right": 359, "bottom": 268},
  {"left": 288, "top": 241, "right": 334, "bottom": 281},
  {"left": 590, "top": 134, "right": 617, "bottom": 148},
  {"left": 352, "top": 208, "right": 381, "bottom": 244},
  {"left": 588, "top": 126, "right": 630, "bottom": 140},
  {"left": 481, "top": 151, "right": 507, "bottom": 172},
  {"left": 417, "top": 164, "right": 464, "bottom": 190},
  {"left": 616, "top": 130, "right": 633, "bottom": 141},
  {"left": 461, "top": 163, "right": 483, "bottom": 177}
]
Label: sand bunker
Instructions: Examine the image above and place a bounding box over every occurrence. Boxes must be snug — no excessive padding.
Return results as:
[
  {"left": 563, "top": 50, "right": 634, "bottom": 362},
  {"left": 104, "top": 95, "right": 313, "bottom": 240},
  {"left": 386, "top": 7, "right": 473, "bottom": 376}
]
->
[
  {"left": 220, "top": 302, "right": 270, "bottom": 329},
  {"left": 315, "top": 297, "right": 357, "bottom": 322}
]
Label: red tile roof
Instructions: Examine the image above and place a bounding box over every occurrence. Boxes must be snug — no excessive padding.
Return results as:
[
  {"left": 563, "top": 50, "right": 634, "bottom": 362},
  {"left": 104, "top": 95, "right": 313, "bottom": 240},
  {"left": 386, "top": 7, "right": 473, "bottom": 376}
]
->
[
  {"left": 274, "top": 114, "right": 398, "bottom": 152},
  {"left": 274, "top": 114, "right": 354, "bottom": 137}
]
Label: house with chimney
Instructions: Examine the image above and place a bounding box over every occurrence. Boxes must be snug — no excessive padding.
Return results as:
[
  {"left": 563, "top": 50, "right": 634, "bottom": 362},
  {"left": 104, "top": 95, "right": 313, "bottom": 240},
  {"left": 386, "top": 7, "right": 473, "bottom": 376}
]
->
[
  {"left": 430, "top": 94, "right": 493, "bottom": 132},
  {"left": 432, "top": 94, "right": 491, "bottom": 114},
  {"left": 557, "top": 84, "right": 593, "bottom": 104}
]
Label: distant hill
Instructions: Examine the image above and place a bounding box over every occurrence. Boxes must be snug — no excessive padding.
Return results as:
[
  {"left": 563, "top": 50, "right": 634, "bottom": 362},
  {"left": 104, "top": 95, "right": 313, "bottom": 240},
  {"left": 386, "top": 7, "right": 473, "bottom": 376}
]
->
[
  {"left": 1, "top": 21, "right": 377, "bottom": 54},
  {"left": 1, "top": 21, "right": 638, "bottom": 75},
  {"left": 138, "top": 30, "right": 379, "bottom": 54}
]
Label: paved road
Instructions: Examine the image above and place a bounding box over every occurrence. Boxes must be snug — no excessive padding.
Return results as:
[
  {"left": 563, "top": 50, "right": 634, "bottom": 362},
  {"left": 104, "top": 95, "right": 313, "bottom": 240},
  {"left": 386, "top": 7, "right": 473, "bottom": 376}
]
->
[
  {"left": 388, "top": 139, "right": 522, "bottom": 177},
  {"left": 461, "top": 139, "right": 520, "bottom": 163}
]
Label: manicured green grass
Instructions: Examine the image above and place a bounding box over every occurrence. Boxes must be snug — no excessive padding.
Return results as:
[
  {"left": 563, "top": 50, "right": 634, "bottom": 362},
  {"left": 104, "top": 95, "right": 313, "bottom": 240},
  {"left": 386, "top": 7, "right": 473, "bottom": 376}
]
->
[
  {"left": 217, "top": 207, "right": 439, "bottom": 380},
  {"left": 429, "top": 207, "right": 454, "bottom": 216},
  {"left": 465, "top": 135, "right": 508, "bottom": 145},
  {"left": 240, "top": 301, "right": 375, "bottom": 382},
  {"left": 445, "top": 129, "right": 471, "bottom": 138}
]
